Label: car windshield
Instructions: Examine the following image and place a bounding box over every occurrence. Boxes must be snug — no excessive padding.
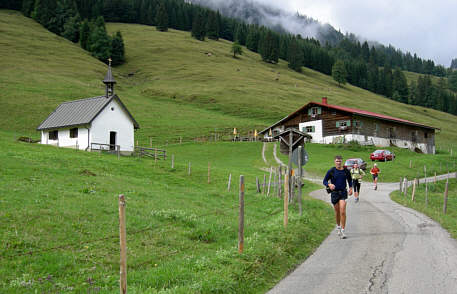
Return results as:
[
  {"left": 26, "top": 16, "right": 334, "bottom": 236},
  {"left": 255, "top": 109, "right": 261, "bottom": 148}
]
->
[
  {"left": 345, "top": 160, "right": 358, "bottom": 165},
  {"left": 373, "top": 150, "right": 384, "bottom": 154}
]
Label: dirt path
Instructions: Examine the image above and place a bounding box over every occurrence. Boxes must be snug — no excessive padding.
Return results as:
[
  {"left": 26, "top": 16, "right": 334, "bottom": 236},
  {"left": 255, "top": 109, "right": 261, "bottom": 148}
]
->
[{"left": 267, "top": 173, "right": 457, "bottom": 294}]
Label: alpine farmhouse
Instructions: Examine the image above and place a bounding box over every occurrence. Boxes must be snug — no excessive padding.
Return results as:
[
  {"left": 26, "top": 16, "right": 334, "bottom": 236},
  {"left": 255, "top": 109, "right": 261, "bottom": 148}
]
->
[
  {"left": 37, "top": 63, "right": 139, "bottom": 153},
  {"left": 260, "top": 97, "right": 438, "bottom": 154}
]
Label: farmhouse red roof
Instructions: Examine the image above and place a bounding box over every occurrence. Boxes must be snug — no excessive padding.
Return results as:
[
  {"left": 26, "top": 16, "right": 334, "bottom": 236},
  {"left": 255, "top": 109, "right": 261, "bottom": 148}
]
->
[{"left": 260, "top": 100, "right": 437, "bottom": 134}]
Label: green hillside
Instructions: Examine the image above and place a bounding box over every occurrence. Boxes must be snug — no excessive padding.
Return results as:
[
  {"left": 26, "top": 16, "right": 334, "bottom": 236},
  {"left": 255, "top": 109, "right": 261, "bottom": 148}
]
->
[{"left": 1, "top": 10, "right": 456, "bottom": 147}]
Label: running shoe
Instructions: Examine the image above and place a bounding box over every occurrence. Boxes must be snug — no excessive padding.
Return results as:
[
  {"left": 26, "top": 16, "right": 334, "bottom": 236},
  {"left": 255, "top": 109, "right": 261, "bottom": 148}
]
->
[
  {"left": 340, "top": 229, "right": 347, "bottom": 239},
  {"left": 355, "top": 197, "right": 359, "bottom": 203},
  {"left": 336, "top": 225, "right": 341, "bottom": 236}
]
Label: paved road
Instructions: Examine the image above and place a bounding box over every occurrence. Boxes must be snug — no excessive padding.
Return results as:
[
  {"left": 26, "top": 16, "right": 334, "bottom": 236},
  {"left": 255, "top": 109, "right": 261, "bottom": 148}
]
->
[{"left": 268, "top": 174, "right": 457, "bottom": 294}]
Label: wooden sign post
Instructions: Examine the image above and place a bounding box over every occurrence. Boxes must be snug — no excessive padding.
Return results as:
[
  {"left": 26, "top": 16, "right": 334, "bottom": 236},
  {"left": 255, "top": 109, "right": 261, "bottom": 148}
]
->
[{"left": 273, "top": 128, "right": 309, "bottom": 205}]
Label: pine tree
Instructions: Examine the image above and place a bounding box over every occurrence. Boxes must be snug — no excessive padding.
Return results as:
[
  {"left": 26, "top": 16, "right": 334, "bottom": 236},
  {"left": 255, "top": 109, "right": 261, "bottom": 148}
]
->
[
  {"left": 332, "top": 60, "right": 347, "bottom": 86},
  {"left": 191, "top": 10, "right": 206, "bottom": 41},
  {"left": 246, "top": 26, "right": 259, "bottom": 52},
  {"left": 79, "top": 19, "right": 90, "bottom": 50},
  {"left": 155, "top": 1, "right": 168, "bottom": 32},
  {"left": 231, "top": 42, "right": 243, "bottom": 58},
  {"left": 111, "top": 31, "right": 125, "bottom": 65},
  {"left": 62, "top": 14, "right": 81, "bottom": 43},
  {"left": 361, "top": 41, "right": 370, "bottom": 62},
  {"left": 451, "top": 58, "right": 457, "bottom": 70},
  {"left": 383, "top": 65, "right": 393, "bottom": 97},
  {"left": 206, "top": 10, "right": 219, "bottom": 40},
  {"left": 259, "top": 30, "right": 279, "bottom": 64},
  {"left": 392, "top": 68, "right": 409, "bottom": 103},
  {"left": 449, "top": 71, "right": 457, "bottom": 92},
  {"left": 288, "top": 38, "right": 303, "bottom": 72},
  {"left": 87, "top": 18, "right": 112, "bottom": 62},
  {"left": 22, "top": 0, "right": 35, "bottom": 17}
]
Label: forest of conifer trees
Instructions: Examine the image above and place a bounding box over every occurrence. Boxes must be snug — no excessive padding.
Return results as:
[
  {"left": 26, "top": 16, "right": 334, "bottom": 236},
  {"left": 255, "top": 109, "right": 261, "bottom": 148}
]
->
[{"left": 1, "top": 0, "right": 456, "bottom": 115}]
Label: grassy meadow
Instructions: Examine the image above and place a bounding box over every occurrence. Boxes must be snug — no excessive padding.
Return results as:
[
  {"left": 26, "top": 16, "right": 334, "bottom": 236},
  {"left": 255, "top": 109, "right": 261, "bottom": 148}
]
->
[
  {"left": 1, "top": 8, "right": 457, "bottom": 293},
  {"left": 0, "top": 132, "right": 334, "bottom": 293},
  {"left": 391, "top": 178, "right": 457, "bottom": 239}
]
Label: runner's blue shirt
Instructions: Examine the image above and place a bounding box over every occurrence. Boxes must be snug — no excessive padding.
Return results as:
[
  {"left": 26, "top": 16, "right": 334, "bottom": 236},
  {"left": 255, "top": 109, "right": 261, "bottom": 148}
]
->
[{"left": 323, "top": 168, "right": 353, "bottom": 191}]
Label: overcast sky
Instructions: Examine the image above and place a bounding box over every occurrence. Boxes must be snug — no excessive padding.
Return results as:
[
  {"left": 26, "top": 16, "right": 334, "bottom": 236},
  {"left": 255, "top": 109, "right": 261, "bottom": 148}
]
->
[{"left": 256, "top": 0, "right": 457, "bottom": 67}]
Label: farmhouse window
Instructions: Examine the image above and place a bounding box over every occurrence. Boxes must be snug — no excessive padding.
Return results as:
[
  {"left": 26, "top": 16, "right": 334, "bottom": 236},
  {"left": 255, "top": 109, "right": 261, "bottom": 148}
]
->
[
  {"left": 304, "top": 126, "right": 315, "bottom": 133},
  {"left": 70, "top": 128, "right": 78, "bottom": 138},
  {"left": 424, "top": 132, "right": 428, "bottom": 139},
  {"left": 411, "top": 131, "right": 418, "bottom": 143},
  {"left": 354, "top": 120, "right": 363, "bottom": 128},
  {"left": 308, "top": 107, "right": 322, "bottom": 116},
  {"left": 49, "top": 130, "right": 58, "bottom": 140},
  {"left": 336, "top": 120, "right": 351, "bottom": 127},
  {"left": 375, "top": 123, "right": 379, "bottom": 132}
]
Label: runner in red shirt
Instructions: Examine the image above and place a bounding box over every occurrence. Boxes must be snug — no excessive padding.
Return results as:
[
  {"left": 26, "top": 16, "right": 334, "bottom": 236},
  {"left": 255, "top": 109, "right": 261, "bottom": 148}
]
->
[{"left": 370, "top": 163, "right": 380, "bottom": 190}]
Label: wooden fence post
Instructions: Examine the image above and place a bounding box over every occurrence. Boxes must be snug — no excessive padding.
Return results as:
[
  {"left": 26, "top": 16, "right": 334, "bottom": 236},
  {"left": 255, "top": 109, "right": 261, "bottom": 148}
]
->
[
  {"left": 119, "top": 194, "right": 127, "bottom": 294},
  {"left": 171, "top": 155, "right": 174, "bottom": 169},
  {"left": 263, "top": 174, "right": 266, "bottom": 195},
  {"left": 404, "top": 177, "right": 408, "bottom": 197},
  {"left": 284, "top": 171, "right": 289, "bottom": 229},
  {"left": 267, "top": 167, "right": 272, "bottom": 197},
  {"left": 256, "top": 177, "right": 260, "bottom": 193},
  {"left": 274, "top": 168, "right": 277, "bottom": 194},
  {"left": 443, "top": 178, "right": 449, "bottom": 214},
  {"left": 411, "top": 178, "right": 416, "bottom": 202},
  {"left": 434, "top": 172, "right": 437, "bottom": 184},
  {"left": 425, "top": 178, "right": 428, "bottom": 206},
  {"left": 298, "top": 146, "right": 303, "bottom": 216},
  {"left": 278, "top": 166, "right": 282, "bottom": 198},
  {"left": 238, "top": 175, "right": 245, "bottom": 254},
  {"left": 208, "top": 162, "right": 211, "bottom": 184},
  {"left": 228, "top": 173, "right": 232, "bottom": 192},
  {"left": 409, "top": 160, "right": 412, "bottom": 168}
]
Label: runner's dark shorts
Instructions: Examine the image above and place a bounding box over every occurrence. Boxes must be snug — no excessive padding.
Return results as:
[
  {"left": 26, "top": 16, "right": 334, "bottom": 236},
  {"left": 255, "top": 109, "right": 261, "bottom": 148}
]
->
[
  {"left": 352, "top": 179, "right": 361, "bottom": 193},
  {"left": 372, "top": 174, "right": 378, "bottom": 180},
  {"left": 330, "top": 190, "right": 348, "bottom": 205}
]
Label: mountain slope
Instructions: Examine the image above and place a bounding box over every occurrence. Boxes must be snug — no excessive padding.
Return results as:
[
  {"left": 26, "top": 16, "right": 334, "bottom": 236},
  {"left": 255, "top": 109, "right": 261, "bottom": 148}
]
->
[{"left": 0, "top": 10, "right": 456, "bottom": 146}]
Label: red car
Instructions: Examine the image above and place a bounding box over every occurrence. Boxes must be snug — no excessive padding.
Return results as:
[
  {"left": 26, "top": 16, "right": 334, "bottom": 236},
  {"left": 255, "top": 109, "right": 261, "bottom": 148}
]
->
[{"left": 370, "top": 150, "right": 395, "bottom": 161}]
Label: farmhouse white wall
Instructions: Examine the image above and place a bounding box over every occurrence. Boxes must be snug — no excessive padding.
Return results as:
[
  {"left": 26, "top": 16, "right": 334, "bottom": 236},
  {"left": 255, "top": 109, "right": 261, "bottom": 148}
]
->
[
  {"left": 299, "top": 120, "right": 323, "bottom": 143},
  {"left": 90, "top": 99, "right": 135, "bottom": 152}
]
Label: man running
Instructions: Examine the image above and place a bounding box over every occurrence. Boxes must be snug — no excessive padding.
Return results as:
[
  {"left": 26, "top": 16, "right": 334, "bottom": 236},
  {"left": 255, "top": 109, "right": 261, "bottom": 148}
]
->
[
  {"left": 351, "top": 162, "right": 365, "bottom": 203},
  {"left": 370, "top": 163, "right": 380, "bottom": 190},
  {"left": 323, "top": 155, "right": 353, "bottom": 239}
]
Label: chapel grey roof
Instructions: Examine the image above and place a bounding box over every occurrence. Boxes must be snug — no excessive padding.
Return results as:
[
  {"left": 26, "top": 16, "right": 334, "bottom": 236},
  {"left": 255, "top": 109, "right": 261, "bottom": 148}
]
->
[{"left": 37, "top": 95, "right": 139, "bottom": 130}]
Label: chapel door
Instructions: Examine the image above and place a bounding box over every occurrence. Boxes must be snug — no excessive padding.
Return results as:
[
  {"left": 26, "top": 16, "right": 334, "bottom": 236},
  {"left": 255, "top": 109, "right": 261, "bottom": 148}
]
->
[{"left": 110, "top": 131, "right": 116, "bottom": 150}]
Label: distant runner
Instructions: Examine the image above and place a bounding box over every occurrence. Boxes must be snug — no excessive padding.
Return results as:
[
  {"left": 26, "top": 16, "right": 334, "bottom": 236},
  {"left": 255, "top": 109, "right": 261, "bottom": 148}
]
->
[
  {"left": 370, "top": 163, "right": 380, "bottom": 190},
  {"left": 351, "top": 163, "right": 365, "bottom": 203},
  {"left": 323, "top": 155, "right": 353, "bottom": 239}
]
